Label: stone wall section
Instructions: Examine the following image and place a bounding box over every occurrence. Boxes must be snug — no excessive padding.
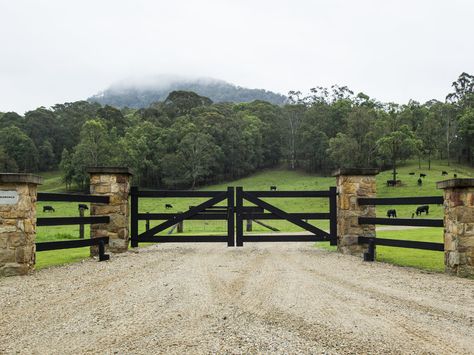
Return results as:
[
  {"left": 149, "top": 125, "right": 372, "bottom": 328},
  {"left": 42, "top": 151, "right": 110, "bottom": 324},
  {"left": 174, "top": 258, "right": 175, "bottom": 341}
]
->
[
  {"left": 438, "top": 179, "right": 474, "bottom": 277},
  {"left": 89, "top": 168, "right": 131, "bottom": 254},
  {"left": 0, "top": 174, "right": 42, "bottom": 276},
  {"left": 334, "top": 169, "right": 378, "bottom": 256}
]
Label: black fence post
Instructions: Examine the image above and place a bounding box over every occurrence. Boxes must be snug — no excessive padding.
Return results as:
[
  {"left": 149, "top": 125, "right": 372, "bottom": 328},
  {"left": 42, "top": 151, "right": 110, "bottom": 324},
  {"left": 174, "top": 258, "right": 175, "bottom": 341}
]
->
[
  {"left": 78, "top": 206, "right": 85, "bottom": 239},
  {"left": 363, "top": 238, "right": 375, "bottom": 262},
  {"left": 329, "top": 186, "right": 337, "bottom": 246},
  {"left": 145, "top": 212, "right": 150, "bottom": 232},
  {"left": 236, "top": 186, "right": 243, "bottom": 247},
  {"left": 130, "top": 186, "right": 139, "bottom": 248},
  {"left": 98, "top": 239, "right": 110, "bottom": 261},
  {"left": 227, "top": 186, "right": 235, "bottom": 247}
]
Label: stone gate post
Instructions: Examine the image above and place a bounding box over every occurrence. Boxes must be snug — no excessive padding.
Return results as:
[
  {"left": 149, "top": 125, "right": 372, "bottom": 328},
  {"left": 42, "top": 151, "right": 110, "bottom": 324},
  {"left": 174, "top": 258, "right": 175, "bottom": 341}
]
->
[
  {"left": 0, "top": 173, "right": 43, "bottom": 276},
  {"left": 437, "top": 178, "right": 474, "bottom": 277},
  {"left": 87, "top": 167, "right": 132, "bottom": 255},
  {"left": 333, "top": 168, "right": 378, "bottom": 256}
]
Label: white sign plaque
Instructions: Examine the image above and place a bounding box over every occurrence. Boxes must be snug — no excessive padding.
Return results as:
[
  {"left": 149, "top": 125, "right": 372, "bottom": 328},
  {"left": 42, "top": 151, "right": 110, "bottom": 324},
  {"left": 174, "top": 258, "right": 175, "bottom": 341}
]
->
[{"left": 0, "top": 191, "right": 19, "bottom": 205}]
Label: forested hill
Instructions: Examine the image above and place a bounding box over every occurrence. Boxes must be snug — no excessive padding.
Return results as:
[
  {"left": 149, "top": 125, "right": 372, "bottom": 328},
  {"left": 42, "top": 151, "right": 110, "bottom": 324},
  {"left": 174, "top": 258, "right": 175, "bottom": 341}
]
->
[{"left": 88, "top": 77, "right": 287, "bottom": 108}]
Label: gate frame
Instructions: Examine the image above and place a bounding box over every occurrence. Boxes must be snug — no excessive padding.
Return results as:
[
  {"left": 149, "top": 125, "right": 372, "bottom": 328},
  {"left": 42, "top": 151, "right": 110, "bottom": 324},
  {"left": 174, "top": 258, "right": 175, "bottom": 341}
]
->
[
  {"left": 235, "top": 186, "right": 337, "bottom": 246},
  {"left": 130, "top": 186, "right": 235, "bottom": 247}
]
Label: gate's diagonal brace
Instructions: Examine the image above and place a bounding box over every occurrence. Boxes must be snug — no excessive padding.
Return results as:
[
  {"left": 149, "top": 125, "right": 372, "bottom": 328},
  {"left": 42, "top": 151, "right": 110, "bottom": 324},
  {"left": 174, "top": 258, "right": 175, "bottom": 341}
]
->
[
  {"left": 242, "top": 192, "right": 330, "bottom": 239},
  {"left": 139, "top": 192, "right": 227, "bottom": 239}
]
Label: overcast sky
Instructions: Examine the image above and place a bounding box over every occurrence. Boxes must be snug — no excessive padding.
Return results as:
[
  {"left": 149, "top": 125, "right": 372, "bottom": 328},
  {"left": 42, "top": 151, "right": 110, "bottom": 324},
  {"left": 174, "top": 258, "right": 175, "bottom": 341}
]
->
[{"left": 1, "top": 0, "right": 473, "bottom": 113}]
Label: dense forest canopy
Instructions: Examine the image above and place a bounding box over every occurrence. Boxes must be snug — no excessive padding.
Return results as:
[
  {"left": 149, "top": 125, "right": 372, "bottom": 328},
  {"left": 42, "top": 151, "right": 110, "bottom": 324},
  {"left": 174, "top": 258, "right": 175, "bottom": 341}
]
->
[
  {"left": 88, "top": 76, "right": 287, "bottom": 108},
  {"left": 0, "top": 73, "right": 473, "bottom": 189}
]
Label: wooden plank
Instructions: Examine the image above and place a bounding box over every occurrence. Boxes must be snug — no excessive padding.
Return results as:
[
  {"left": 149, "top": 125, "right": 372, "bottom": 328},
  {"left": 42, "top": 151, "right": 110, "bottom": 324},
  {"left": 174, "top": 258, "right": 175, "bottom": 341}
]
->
[
  {"left": 358, "top": 217, "right": 443, "bottom": 227},
  {"left": 357, "top": 196, "right": 443, "bottom": 205},
  {"left": 138, "top": 235, "right": 228, "bottom": 243},
  {"left": 133, "top": 190, "right": 224, "bottom": 198},
  {"left": 244, "top": 191, "right": 331, "bottom": 198},
  {"left": 37, "top": 192, "right": 109, "bottom": 203},
  {"left": 138, "top": 213, "right": 228, "bottom": 220},
  {"left": 358, "top": 237, "right": 444, "bottom": 251},
  {"left": 36, "top": 237, "right": 109, "bottom": 251},
  {"left": 243, "top": 234, "right": 330, "bottom": 242},
  {"left": 241, "top": 213, "right": 330, "bottom": 220},
  {"left": 37, "top": 216, "right": 110, "bottom": 226}
]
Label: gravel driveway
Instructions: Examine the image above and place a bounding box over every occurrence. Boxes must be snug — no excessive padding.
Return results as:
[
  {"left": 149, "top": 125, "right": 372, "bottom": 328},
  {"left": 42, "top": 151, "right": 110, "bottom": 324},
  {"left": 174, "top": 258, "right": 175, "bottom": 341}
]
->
[{"left": 1, "top": 243, "right": 473, "bottom": 354}]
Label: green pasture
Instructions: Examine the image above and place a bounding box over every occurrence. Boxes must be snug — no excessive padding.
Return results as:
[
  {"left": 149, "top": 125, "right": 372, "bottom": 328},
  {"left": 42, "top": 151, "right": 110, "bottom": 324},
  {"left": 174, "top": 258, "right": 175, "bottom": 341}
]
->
[{"left": 35, "top": 161, "right": 473, "bottom": 271}]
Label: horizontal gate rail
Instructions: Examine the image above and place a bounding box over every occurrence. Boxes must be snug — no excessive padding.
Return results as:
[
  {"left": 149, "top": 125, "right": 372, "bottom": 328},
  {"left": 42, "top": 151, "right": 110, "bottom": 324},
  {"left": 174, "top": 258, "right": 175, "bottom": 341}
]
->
[
  {"left": 132, "top": 190, "right": 224, "bottom": 198},
  {"left": 138, "top": 235, "right": 229, "bottom": 243},
  {"left": 138, "top": 213, "right": 228, "bottom": 220},
  {"left": 244, "top": 191, "right": 331, "bottom": 198},
  {"left": 243, "top": 234, "right": 329, "bottom": 242},
  {"left": 358, "top": 196, "right": 443, "bottom": 205},
  {"left": 358, "top": 236, "right": 444, "bottom": 251},
  {"left": 37, "top": 216, "right": 110, "bottom": 226},
  {"left": 36, "top": 237, "right": 110, "bottom": 261},
  {"left": 241, "top": 213, "right": 330, "bottom": 220},
  {"left": 359, "top": 217, "right": 444, "bottom": 227},
  {"left": 37, "top": 192, "right": 109, "bottom": 203}
]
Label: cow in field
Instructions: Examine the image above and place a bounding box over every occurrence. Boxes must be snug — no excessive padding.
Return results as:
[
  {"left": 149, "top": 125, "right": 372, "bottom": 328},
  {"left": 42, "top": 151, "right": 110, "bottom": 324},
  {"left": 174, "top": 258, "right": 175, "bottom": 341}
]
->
[
  {"left": 43, "top": 206, "right": 55, "bottom": 213},
  {"left": 417, "top": 178, "right": 422, "bottom": 186},
  {"left": 165, "top": 204, "right": 173, "bottom": 209},
  {"left": 270, "top": 186, "right": 277, "bottom": 191},
  {"left": 387, "top": 180, "right": 397, "bottom": 187},
  {"left": 420, "top": 173, "right": 426, "bottom": 178},
  {"left": 78, "top": 204, "right": 89, "bottom": 210},
  {"left": 442, "top": 171, "right": 448, "bottom": 176},
  {"left": 416, "top": 205, "right": 429, "bottom": 216},
  {"left": 454, "top": 173, "right": 457, "bottom": 178},
  {"left": 386, "top": 209, "right": 397, "bottom": 218},
  {"left": 409, "top": 172, "right": 415, "bottom": 175}
]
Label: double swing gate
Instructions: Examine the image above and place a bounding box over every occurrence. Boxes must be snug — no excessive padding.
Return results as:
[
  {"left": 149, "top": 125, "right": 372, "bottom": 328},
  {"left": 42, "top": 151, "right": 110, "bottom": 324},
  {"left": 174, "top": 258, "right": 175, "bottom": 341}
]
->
[{"left": 130, "top": 186, "right": 337, "bottom": 247}]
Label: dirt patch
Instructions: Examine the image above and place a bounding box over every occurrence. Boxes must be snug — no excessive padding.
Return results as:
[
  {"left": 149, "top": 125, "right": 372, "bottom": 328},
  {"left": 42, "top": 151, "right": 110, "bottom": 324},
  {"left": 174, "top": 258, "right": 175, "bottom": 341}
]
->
[{"left": 1, "top": 243, "right": 473, "bottom": 354}]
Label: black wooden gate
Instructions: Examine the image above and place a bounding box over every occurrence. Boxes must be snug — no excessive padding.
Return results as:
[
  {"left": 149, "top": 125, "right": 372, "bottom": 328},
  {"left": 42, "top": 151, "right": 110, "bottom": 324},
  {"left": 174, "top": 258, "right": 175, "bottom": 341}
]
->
[
  {"left": 235, "top": 187, "right": 337, "bottom": 246},
  {"left": 130, "top": 186, "right": 337, "bottom": 247}
]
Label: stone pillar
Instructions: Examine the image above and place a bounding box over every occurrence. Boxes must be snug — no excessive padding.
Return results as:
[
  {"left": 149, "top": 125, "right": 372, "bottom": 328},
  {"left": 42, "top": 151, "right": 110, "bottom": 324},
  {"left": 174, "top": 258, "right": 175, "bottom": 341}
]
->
[
  {"left": 0, "top": 174, "right": 43, "bottom": 276},
  {"left": 333, "top": 168, "right": 378, "bottom": 256},
  {"left": 437, "top": 178, "right": 474, "bottom": 277},
  {"left": 87, "top": 167, "right": 132, "bottom": 254}
]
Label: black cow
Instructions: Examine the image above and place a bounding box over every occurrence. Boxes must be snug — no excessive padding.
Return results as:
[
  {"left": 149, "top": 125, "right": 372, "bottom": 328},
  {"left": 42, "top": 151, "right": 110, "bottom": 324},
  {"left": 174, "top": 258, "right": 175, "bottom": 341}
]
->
[
  {"left": 270, "top": 186, "right": 277, "bottom": 191},
  {"left": 416, "top": 205, "right": 429, "bottom": 216},
  {"left": 387, "top": 180, "right": 397, "bottom": 187},
  {"left": 442, "top": 171, "right": 448, "bottom": 176},
  {"left": 165, "top": 204, "right": 173, "bottom": 209},
  {"left": 409, "top": 172, "right": 415, "bottom": 175},
  {"left": 454, "top": 173, "right": 457, "bottom": 178},
  {"left": 43, "top": 206, "right": 55, "bottom": 213},
  {"left": 417, "top": 178, "right": 422, "bottom": 186},
  {"left": 420, "top": 173, "right": 426, "bottom": 178},
  {"left": 78, "top": 204, "right": 89, "bottom": 210},
  {"left": 386, "top": 209, "right": 397, "bottom": 218}
]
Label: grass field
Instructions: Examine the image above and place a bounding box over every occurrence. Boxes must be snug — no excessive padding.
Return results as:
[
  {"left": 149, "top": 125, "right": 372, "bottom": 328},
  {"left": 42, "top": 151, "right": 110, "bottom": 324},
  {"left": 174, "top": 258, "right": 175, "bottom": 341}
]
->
[{"left": 35, "top": 160, "right": 473, "bottom": 270}]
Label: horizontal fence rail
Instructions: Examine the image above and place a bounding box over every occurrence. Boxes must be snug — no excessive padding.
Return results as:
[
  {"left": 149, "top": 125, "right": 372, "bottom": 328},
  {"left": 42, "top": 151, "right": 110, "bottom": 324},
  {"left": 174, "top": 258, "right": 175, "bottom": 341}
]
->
[
  {"left": 138, "top": 235, "right": 229, "bottom": 243},
  {"left": 243, "top": 234, "right": 330, "bottom": 242},
  {"left": 359, "top": 217, "right": 444, "bottom": 227},
  {"left": 36, "top": 237, "right": 110, "bottom": 261},
  {"left": 241, "top": 213, "right": 331, "bottom": 220},
  {"left": 358, "top": 196, "right": 443, "bottom": 205},
  {"left": 358, "top": 236, "right": 444, "bottom": 251},
  {"left": 131, "top": 190, "right": 225, "bottom": 198},
  {"left": 37, "top": 192, "right": 109, "bottom": 203},
  {"left": 243, "top": 190, "right": 332, "bottom": 198},
  {"left": 37, "top": 216, "right": 110, "bottom": 226},
  {"left": 138, "top": 213, "right": 228, "bottom": 220}
]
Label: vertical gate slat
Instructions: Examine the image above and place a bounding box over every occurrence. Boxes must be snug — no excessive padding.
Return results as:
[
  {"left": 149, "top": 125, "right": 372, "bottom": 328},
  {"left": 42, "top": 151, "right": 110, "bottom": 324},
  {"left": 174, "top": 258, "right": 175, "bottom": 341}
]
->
[
  {"left": 329, "top": 186, "right": 337, "bottom": 246},
  {"left": 130, "top": 186, "right": 139, "bottom": 247},
  {"left": 227, "top": 186, "right": 235, "bottom": 247},
  {"left": 236, "top": 187, "right": 243, "bottom": 247}
]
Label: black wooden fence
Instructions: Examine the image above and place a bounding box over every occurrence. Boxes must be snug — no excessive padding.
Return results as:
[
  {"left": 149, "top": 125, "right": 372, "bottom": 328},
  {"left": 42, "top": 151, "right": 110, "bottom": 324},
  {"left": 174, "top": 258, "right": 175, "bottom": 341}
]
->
[
  {"left": 357, "top": 196, "right": 444, "bottom": 261},
  {"left": 36, "top": 192, "right": 111, "bottom": 261}
]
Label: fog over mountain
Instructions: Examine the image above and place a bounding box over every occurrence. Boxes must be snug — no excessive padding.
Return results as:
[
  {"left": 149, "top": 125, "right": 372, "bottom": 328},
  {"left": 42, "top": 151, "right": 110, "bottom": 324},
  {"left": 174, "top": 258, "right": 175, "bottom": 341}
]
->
[{"left": 88, "top": 75, "right": 287, "bottom": 108}]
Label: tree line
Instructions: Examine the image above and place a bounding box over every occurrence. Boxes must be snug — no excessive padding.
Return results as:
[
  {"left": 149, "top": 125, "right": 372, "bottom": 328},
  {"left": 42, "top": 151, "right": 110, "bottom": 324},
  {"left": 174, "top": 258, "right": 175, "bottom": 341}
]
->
[{"left": 0, "top": 72, "right": 472, "bottom": 189}]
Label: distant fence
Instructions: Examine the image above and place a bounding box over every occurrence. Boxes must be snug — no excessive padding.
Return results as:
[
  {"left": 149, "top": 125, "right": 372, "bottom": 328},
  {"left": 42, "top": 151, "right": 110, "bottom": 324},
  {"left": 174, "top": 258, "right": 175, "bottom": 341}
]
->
[
  {"left": 36, "top": 192, "right": 111, "bottom": 261},
  {"left": 357, "top": 196, "right": 444, "bottom": 261}
]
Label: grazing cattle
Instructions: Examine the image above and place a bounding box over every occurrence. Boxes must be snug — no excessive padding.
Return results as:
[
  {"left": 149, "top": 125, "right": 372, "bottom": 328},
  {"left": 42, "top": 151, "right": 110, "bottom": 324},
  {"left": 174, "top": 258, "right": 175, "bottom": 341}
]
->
[
  {"left": 454, "top": 173, "right": 458, "bottom": 178},
  {"left": 43, "top": 206, "right": 55, "bottom": 213},
  {"left": 417, "top": 178, "right": 422, "bottom": 186},
  {"left": 165, "top": 204, "right": 173, "bottom": 209},
  {"left": 386, "top": 209, "right": 397, "bottom": 218},
  {"left": 78, "top": 204, "right": 89, "bottom": 210},
  {"left": 411, "top": 213, "right": 415, "bottom": 218},
  {"left": 420, "top": 173, "right": 426, "bottom": 178},
  {"left": 409, "top": 172, "right": 415, "bottom": 175},
  {"left": 442, "top": 171, "right": 448, "bottom": 176},
  {"left": 270, "top": 186, "right": 277, "bottom": 191},
  {"left": 416, "top": 205, "right": 429, "bottom": 216},
  {"left": 386, "top": 180, "right": 396, "bottom": 187}
]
